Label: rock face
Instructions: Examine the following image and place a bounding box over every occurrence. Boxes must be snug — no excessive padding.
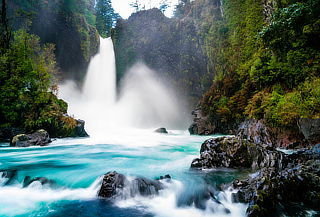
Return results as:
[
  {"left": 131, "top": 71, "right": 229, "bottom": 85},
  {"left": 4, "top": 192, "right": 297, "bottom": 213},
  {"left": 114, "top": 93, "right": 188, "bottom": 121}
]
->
[
  {"left": 298, "top": 118, "right": 320, "bottom": 144},
  {"left": 75, "top": 119, "right": 89, "bottom": 137},
  {"left": 154, "top": 128, "right": 168, "bottom": 134},
  {"left": 237, "top": 119, "right": 273, "bottom": 148},
  {"left": 232, "top": 148, "right": 320, "bottom": 217},
  {"left": 191, "top": 136, "right": 284, "bottom": 171},
  {"left": 98, "top": 171, "right": 166, "bottom": 199},
  {"left": 189, "top": 107, "right": 216, "bottom": 135},
  {"left": 11, "top": 129, "right": 51, "bottom": 147}
]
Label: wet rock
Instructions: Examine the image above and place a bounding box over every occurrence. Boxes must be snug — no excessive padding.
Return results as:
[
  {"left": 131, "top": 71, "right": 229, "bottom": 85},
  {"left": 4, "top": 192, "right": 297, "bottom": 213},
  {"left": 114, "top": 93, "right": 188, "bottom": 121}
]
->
[
  {"left": 130, "top": 177, "right": 163, "bottom": 197},
  {"left": 232, "top": 149, "right": 320, "bottom": 217},
  {"left": 11, "top": 129, "right": 51, "bottom": 147},
  {"left": 154, "top": 128, "right": 168, "bottom": 134},
  {"left": 0, "top": 169, "right": 17, "bottom": 185},
  {"left": 98, "top": 171, "right": 127, "bottom": 198},
  {"left": 237, "top": 119, "right": 273, "bottom": 148},
  {"left": 75, "top": 119, "right": 89, "bottom": 137},
  {"left": 22, "top": 176, "right": 56, "bottom": 188},
  {"left": 191, "top": 136, "right": 284, "bottom": 171},
  {"left": 158, "top": 174, "right": 171, "bottom": 180},
  {"left": 298, "top": 118, "right": 320, "bottom": 144},
  {"left": 98, "top": 171, "right": 165, "bottom": 199}
]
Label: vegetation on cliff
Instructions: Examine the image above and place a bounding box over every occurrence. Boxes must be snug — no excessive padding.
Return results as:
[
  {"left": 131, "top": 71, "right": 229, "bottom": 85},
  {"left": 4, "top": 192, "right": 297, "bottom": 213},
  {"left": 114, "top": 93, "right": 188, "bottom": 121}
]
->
[
  {"left": 6, "top": 0, "right": 100, "bottom": 81},
  {"left": 196, "top": 0, "right": 320, "bottom": 132}
]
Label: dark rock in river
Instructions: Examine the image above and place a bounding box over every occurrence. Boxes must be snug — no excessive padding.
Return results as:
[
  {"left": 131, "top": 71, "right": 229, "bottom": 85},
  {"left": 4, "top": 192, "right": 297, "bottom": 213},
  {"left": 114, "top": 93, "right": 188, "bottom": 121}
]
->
[
  {"left": 191, "top": 136, "right": 284, "bottom": 171},
  {"left": 11, "top": 129, "right": 51, "bottom": 147},
  {"left": 75, "top": 119, "right": 89, "bottom": 137},
  {"left": 298, "top": 118, "right": 320, "bottom": 145},
  {"left": 232, "top": 149, "right": 320, "bottom": 217},
  {"left": 98, "top": 171, "right": 127, "bottom": 198},
  {"left": 22, "top": 176, "right": 56, "bottom": 188},
  {"left": 154, "top": 128, "right": 168, "bottom": 134},
  {"left": 0, "top": 169, "right": 17, "bottom": 185},
  {"left": 98, "top": 171, "right": 165, "bottom": 199}
]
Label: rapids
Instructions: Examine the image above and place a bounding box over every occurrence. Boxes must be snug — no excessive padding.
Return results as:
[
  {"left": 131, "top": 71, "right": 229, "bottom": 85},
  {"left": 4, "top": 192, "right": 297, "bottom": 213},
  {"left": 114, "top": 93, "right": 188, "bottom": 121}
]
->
[{"left": 0, "top": 38, "right": 248, "bottom": 217}]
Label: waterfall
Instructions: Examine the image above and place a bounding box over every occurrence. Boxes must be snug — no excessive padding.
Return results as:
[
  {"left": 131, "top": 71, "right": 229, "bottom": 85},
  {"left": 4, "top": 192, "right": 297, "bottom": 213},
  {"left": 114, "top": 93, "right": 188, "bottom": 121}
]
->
[{"left": 59, "top": 37, "right": 191, "bottom": 137}]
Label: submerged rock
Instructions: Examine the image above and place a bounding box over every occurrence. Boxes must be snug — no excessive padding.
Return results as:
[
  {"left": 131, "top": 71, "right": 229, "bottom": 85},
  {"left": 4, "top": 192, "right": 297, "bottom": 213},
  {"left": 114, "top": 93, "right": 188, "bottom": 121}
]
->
[
  {"left": 0, "top": 169, "right": 17, "bottom": 186},
  {"left": 11, "top": 129, "right": 51, "bottom": 147},
  {"left": 154, "top": 128, "right": 168, "bottom": 134},
  {"left": 98, "top": 171, "right": 165, "bottom": 199},
  {"left": 22, "top": 176, "right": 56, "bottom": 188},
  {"left": 191, "top": 136, "right": 284, "bottom": 171}
]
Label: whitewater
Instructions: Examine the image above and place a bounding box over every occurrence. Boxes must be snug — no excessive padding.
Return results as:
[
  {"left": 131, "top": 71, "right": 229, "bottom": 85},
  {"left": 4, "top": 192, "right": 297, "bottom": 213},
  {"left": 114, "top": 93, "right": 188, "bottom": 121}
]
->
[{"left": 0, "top": 38, "right": 248, "bottom": 217}]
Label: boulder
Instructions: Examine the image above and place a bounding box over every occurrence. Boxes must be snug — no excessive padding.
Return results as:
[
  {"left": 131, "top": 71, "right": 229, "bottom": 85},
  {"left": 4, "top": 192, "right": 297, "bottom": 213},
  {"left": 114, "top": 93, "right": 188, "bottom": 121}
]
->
[
  {"left": 191, "top": 136, "right": 285, "bottom": 171},
  {"left": 0, "top": 126, "right": 24, "bottom": 141},
  {"left": 232, "top": 149, "right": 320, "bottom": 217},
  {"left": 11, "top": 129, "right": 51, "bottom": 147},
  {"left": 237, "top": 119, "right": 273, "bottom": 148},
  {"left": 98, "top": 171, "right": 127, "bottom": 198},
  {"left": 98, "top": 171, "right": 165, "bottom": 199},
  {"left": 154, "top": 128, "right": 168, "bottom": 134},
  {"left": 298, "top": 118, "right": 320, "bottom": 144}
]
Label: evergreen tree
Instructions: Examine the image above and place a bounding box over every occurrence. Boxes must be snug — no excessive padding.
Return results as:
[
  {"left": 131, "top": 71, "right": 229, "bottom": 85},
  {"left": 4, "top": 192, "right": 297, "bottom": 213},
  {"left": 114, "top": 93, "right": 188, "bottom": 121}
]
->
[{"left": 95, "top": 0, "right": 119, "bottom": 38}]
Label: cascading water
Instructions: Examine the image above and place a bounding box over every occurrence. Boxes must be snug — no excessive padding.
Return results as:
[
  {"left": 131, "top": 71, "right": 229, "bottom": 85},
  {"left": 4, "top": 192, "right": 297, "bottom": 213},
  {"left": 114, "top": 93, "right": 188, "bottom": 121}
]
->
[
  {"left": 59, "top": 37, "right": 190, "bottom": 137},
  {"left": 0, "top": 37, "right": 249, "bottom": 217}
]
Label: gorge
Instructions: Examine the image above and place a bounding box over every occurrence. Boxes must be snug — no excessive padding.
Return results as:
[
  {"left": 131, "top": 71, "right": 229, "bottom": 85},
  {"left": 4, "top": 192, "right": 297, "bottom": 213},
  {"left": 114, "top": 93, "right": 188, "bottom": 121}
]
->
[{"left": 0, "top": 0, "right": 319, "bottom": 216}]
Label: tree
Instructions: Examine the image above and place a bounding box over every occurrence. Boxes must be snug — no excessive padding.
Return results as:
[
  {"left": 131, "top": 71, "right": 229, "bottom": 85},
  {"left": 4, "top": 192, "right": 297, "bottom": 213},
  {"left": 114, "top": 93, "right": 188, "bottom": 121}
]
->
[
  {"left": 0, "top": 0, "right": 11, "bottom": 53},
  {"left": 95, "top": 0, "right": 120, "bottom": 38}
]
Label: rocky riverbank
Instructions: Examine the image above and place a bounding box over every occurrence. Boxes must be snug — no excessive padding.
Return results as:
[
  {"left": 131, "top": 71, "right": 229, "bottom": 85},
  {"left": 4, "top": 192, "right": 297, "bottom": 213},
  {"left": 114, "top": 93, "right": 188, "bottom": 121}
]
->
[{"left": 191, "top": 126, "right": 320, "bottom": 216}]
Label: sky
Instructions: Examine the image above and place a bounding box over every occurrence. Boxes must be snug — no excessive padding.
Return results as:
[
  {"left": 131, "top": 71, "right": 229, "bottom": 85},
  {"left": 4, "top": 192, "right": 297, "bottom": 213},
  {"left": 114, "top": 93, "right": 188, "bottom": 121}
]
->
[{"left": 112, "top": 0, "right": 180, "bottom": 19}]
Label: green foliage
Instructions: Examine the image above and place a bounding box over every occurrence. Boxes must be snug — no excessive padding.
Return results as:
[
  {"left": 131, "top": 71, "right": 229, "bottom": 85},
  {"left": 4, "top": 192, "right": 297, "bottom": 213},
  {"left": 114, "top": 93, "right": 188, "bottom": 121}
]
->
[
  {"left": 0, "top": 30, "right": 73, "bottom": 135},
  {"left": 198, "top": 0, "right": 320, "bottom": 131},
  {"left": 95, "top": 0, "right": 119, "bottom": 38}
]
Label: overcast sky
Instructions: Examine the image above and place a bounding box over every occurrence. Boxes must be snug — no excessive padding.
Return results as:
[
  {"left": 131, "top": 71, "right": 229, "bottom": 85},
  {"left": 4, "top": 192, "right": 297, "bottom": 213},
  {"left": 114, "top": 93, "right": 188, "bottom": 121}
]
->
[{"left": 112, "top": 0, "right": 180, "bottom": 19}]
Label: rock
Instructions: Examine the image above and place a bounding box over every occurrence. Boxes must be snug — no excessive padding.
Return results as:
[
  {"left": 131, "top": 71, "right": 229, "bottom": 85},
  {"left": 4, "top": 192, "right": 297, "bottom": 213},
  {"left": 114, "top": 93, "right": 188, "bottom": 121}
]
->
[
  {"left": 298, "top": 118, "right": 320, "bottom": 144},
  {"left": 0, "top": 169, "right": 17, "bottom": 186},
  {"left": 75, "top": 119, "right": 89, "bottom": 137},
  {"left": 22, "top": 176, "right": 55, "bottom": 188},
  {"left": 98, "top": 171, "right": 165, "bottom": 199},
  {"left": 98, "top": 171, "right": 127, "bottom": 198},
  {"left": 154, "top": 128, "right": 168, "bottom": 134},
  {"left": 188, "top": 107, "right": 215, "bottom": 135},
  {"left": 191, "top": 136, "right": 285, "bottom": 171},
  {"left": 11, "top": 129, "right": 51, "bottom": 147},
  {"left": 158, "top": 174, "right": 171, "bottom": 180},
  {"left": 130, "top": 177, "right": 163, "bottom": 197},
  {"left": 231, "top": 149, "right": 320, "bottom": 217},
  {"left": 237, "top": 119, "right": 273, "bottom": 148}
]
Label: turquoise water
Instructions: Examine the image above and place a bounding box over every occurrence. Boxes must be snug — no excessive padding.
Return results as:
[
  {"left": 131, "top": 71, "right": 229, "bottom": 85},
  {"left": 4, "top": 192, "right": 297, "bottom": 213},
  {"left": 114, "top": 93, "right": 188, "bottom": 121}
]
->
[{"left": 0, "top": 131, "right": 248, "bottom": 217}]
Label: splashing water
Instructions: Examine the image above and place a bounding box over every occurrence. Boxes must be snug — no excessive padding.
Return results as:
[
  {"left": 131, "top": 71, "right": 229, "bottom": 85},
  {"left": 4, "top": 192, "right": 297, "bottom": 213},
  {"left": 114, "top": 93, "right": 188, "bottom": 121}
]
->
[{"left": 59, "top": 37, "right": 190, "bottom": 137}]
